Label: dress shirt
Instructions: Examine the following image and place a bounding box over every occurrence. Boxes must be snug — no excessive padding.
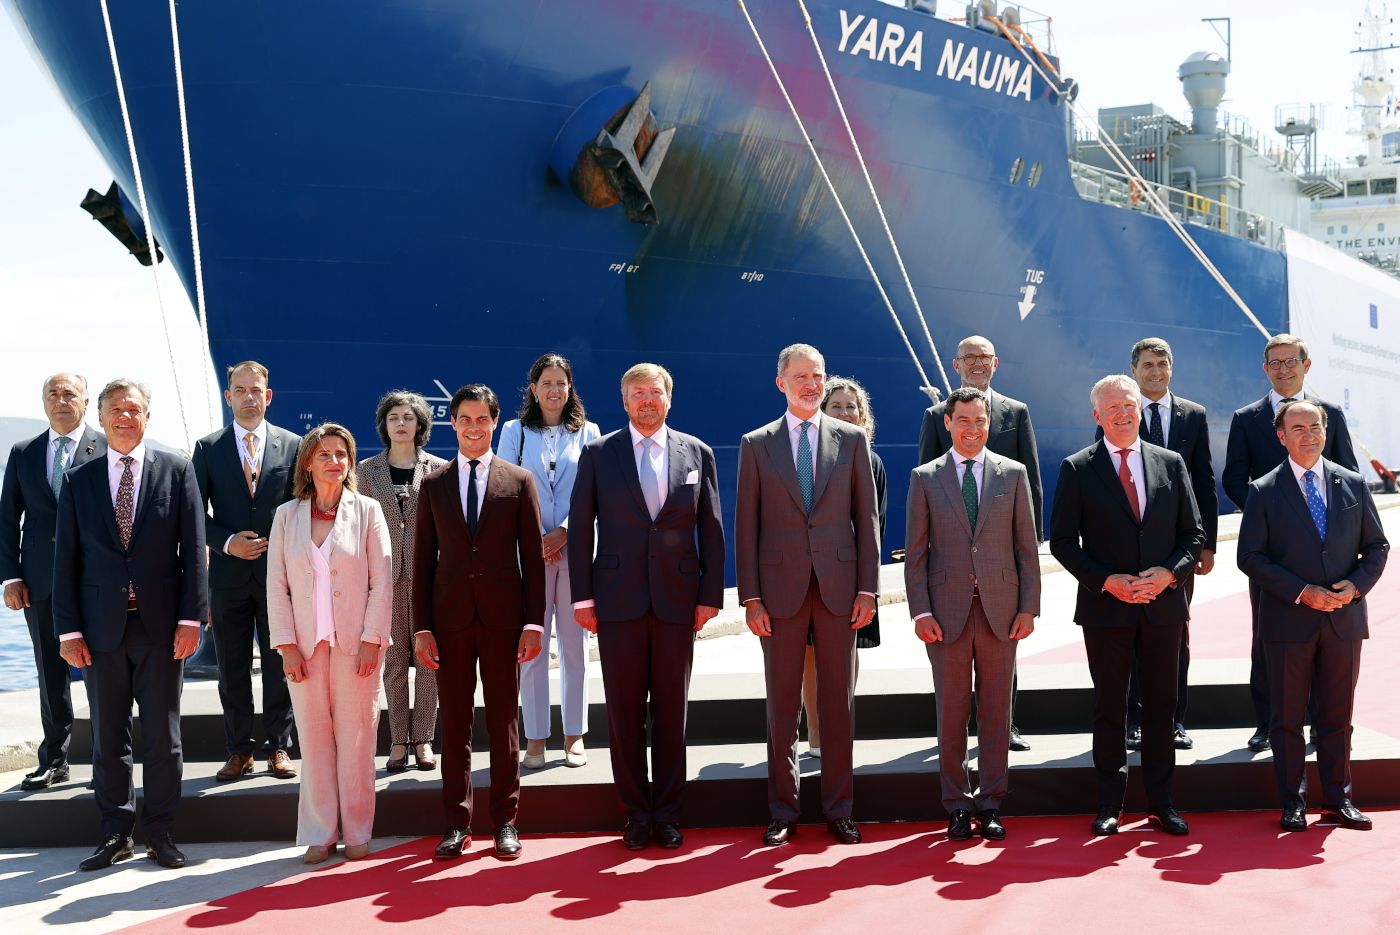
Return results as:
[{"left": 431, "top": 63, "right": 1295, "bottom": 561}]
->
[
  {"left": 1104, "top": 437, "right": 1147, "bottom": 518},
  {"left": 912, "top": 449, "right": 986, "bottom": 624},
  {"left": 629, "top": 423, "right": 669, "bottom": 511},
  {"left": 1288, "top": 457, "right": 1327, "bottom": 508},
  {"left": 309, "top": 531, "right": 338, "bottom": 647},
  {"left": 1269, "top": 389, "right": 1302, "bottom": 414},
  {"left": 223, "top": 420, "right": 269, "bottom": 553},
  {"left": 784, "top": 409, "right": 820, "bottom": 480},
  {"left": 60, "top": 443, "right": 199, "bottom": 640},
  {"left": 1142, "top": 391, "right": 1173, "bottom": 446},
  {"left": 454, "top": 450, "right": 543, "bottom": 633}
]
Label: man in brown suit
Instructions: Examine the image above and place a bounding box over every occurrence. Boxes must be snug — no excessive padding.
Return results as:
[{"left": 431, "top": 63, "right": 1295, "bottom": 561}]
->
[
  {"left": 736, "top": 343, "right": 879, "bottom": 847},
  {"left": 905, "top": 387, "right": 1039, "bottom": 841},
  {"left": 413, "top": 384, "right": 545, "bottom": 860}
]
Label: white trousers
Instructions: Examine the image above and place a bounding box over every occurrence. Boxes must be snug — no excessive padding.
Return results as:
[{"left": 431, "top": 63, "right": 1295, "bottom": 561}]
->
[
  {"left": 519, "top": 556, "right": 590, "bottom": 740},
  {"left": 287, "top": 641, "right": 383, "bottom": 847}
]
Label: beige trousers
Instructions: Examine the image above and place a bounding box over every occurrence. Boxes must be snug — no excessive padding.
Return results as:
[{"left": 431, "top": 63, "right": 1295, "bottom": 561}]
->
[{"left": 288, "top": 641, "right": 384, "bottom": 846}]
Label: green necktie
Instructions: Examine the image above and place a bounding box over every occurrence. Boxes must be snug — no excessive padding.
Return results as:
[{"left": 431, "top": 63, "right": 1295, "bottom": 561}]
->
[{"left": 962, "top": 459, "right": 978, "bottom": 530}]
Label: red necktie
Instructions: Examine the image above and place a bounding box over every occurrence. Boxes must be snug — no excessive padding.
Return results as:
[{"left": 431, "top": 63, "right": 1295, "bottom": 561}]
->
[{"left": 1116, "top": 449, "right": 1141, "bottom": 523}]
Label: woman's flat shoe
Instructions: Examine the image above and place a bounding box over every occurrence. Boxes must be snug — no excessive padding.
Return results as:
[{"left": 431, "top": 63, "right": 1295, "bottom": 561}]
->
[
  {"left": 344, "top": 843, "right": 371, "bottom": 860},
  {"left": 564, "top": 738, "right": 587, "bottom": 768},
  {"left": 303, "top": 845, "right": 332, "bottom": 865},
  {"left": 522, "top": 751, "right": 547, "bottom": 769},
  {"left": 415, "top": 744, "right": 437, "bottom": 771}
]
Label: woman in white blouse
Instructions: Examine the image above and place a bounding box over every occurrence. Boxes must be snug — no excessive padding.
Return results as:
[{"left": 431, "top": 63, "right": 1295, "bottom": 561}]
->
[
  {"left": 498, "top": 354, "right": 601, "bottom": 769},
  {"left": 268, "top": 423, "right": 392, "bottom": 864}
]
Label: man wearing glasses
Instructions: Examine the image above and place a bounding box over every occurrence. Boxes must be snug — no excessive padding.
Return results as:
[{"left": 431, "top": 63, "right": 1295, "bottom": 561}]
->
[
  {"left": 918, "top": 334, "right": 1042, "bottom": 752},
  {"left": 1224, "top": 334, "right": 1359, "bottom": 753}
]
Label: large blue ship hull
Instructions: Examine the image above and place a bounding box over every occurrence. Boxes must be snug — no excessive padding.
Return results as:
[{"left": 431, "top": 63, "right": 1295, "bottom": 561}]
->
[{"left": 7, "top": 0, "right": 1286, "bottom": 561}]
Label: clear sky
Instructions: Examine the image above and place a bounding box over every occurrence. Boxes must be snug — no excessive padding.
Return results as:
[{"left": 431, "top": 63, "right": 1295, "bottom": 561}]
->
[{"left": 0, "top": 0, "right": 1387, "bottom": 447}]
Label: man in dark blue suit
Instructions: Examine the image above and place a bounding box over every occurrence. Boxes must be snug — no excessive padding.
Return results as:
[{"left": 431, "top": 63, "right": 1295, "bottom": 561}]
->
[
  {"left": 1238, "top": 400, "right": 1388, "bottom": 832},
  {"left": 55, "top": 379, "right": 208, "bottom": 871},
  {"left": 1, "top": 373, "right": 106, "bottom": 790},
  {"left": 1224, "top": 334, "right": 1360, "bottom": 752},
  {"left": 569, "top": 363, "right": 725, "bottom": 851},
  {"left": 191, "top": 361, "right": 300, "bottom": 781}
]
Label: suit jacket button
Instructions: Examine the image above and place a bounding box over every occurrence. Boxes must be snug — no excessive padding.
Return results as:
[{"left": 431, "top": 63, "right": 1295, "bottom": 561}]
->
[
  {"left": 331, "top": 569, "right": 338, "bottom": 576},
  {"left": 971, "top": 547, "right": 978, "bottom": 553},
  {"left": 399, "top": 522, "right": 405, "bottom": 529},
  {"left": 468, "top": 573, "right": 475, "bottom": 579},
  {"left": 334, "top": 591, "right": 341, "bottom": 598}
]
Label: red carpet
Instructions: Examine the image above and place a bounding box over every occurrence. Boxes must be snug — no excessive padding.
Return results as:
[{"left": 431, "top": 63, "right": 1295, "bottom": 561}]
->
[{"left": 120, "top": 813, "right": 1400, "bottom": 934}]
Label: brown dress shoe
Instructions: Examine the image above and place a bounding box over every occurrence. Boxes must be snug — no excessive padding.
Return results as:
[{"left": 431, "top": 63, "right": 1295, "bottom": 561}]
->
[
  {"left": 267, "top": 750, "right": 298, "bottom": 779},
  {"left": 215, "top": 753, "right": 254, "bottom": 782}
]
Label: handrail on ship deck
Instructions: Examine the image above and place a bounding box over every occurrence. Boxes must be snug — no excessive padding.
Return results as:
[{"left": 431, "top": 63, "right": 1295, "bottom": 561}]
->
[{"left": 1069, "top": 161, "right": 1287, "bottom": 251}]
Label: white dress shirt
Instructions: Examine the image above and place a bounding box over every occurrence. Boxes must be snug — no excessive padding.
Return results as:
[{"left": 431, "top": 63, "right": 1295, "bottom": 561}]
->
[
  {"left": 1142, "top": 391, "right": 1173, "bottom": 446},
  {"left": 1269, "top": 388, "right": 1305, "bottom": 414},
  {"left": 1288, "top": 457, "right": 1328, "bottom": 508},
  {"left": 630, "top": 422, "right": 669, "bottom": 511},
  {"left": 61, "top": 443, "right": 199, "bottom": 640},
  {"left": 309, "top": 531, "right": 338, "bottom": 647},
  {"left": 1103, "top": 437, "right": 1147, "bottom": 518},
  {"left": 455, "top": 450, "right": 543, "bottom": 633},
  {"left": 784, "top": 409, "right": 820, "bottom": 479}
]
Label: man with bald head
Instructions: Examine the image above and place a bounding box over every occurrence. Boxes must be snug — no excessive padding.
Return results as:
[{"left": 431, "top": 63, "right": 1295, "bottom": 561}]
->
[
  {"left": 917, "top": 335, "right": 1042, "bottom": 751},
  {"left": 1, "top": 373, "right": 106, "bottom": 790}
]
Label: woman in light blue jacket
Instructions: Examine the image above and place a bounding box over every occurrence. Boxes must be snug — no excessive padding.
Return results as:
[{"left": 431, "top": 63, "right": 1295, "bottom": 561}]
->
[{"left": 498, "top": 353, "right": 601, "bottom": 769}]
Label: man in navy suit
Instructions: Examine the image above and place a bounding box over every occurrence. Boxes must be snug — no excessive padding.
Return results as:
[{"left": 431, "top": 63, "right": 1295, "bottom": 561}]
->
[
  {"left": 1050, "top": 375, "right": 1203, "bottom": 837},
  {"left": 569, "top": 363, "right": 725, "bottom": 851},
  {"left": 55, "top": 378, "right": 208, "bottom": 871},
  {"left": 191, "top": 361, "right": 300, "bottom": 782},
  {"left": 1224, "top": 334, "right": 1360, "bottom": 752},
  {"left": 1238, "top": 401, "right": 1388, "bottom": 831},
  {"left": 1, "top": 373, "right": 106, "bottom": 790}
]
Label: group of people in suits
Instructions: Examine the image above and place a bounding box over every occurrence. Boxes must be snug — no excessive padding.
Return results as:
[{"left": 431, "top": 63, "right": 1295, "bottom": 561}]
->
[{"left": 2, "top": 325, "right": 1388, "bottom": 868}]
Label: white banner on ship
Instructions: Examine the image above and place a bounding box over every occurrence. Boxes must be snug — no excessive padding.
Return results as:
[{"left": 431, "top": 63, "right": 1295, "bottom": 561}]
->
[{"left": 1285, "top": 229, "right": 1400, "bottom": 471}]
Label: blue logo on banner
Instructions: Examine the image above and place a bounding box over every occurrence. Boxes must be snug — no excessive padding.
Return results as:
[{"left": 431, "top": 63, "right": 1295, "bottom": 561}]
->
[{"left": 1371, "top": 303, "right": 1379, "bottom": 328}]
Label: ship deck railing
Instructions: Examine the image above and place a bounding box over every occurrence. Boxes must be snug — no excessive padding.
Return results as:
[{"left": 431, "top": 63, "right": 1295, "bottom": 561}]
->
[{"left": 1069, "top": 161, "right": 1287, "bottom": 251}]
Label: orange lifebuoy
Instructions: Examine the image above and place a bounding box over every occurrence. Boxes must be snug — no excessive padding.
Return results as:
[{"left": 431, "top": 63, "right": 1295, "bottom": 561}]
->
[{"left": 1129, "top": 180, "right": 1144, "bottom": 206}]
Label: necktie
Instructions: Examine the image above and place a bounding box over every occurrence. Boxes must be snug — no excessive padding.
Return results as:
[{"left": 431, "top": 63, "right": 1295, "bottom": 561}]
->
[
  {"left": 116, "top": 456, "right": 136, "bottom": 602},
  {"left": 1116, "top": 449, "right": 1141, "bottom": 523},
  {"left": 466, "top": 459, "right": 480, "bottom": 536},
  {"left": 51, "top": 436, "right": 71, "bottom": 499},
  {"left": 961, "top": 459, "right": 979, "bottom": 530},
  {"left": 1304, "top": 470, "right": 1328, "bottom": 539},
  {"left": 1146, "top": 402, "right": 1165, "bottom": 447},
  {"left": 243, "top": 432, "right": 259, "bottom": 494},
  {"left": 638, "top": 438, "right": 661, "bottom": 519},
  {"left": 797, "top": 420, "right": 814, "bottom": 514}
]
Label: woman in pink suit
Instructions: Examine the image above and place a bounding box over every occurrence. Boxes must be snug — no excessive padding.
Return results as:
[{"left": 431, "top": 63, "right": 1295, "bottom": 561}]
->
[{"left": 268, "top": 423, "right": 392, "bottom": 864}]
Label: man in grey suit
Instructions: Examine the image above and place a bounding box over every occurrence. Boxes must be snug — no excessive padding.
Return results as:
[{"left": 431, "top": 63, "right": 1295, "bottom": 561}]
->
[
  {"left": 737, "top": 343, "right": 879, "bottom": 847},
  {"left": 569, "top": 363, "right": 725, "bottom": 851},
  {"left": 191, "top": 361, "right": 301, "bottom": 781},
  {"left": 1238, "top": 400, "right": 1388, "bottom": 832},
  {"left": 905, "top": 387, "right": 1039, "bottom": 841},
  {"left": 917, "top": 334, "right": 1041, "bottom": 751},
  {"left": 1, "top": 373, "right": 106, "bottom": 790}
]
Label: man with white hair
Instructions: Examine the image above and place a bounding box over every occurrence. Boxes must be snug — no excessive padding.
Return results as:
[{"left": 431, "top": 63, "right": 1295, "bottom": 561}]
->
[{"left": 1049, "top": 375, "right": 1203, "bottom": 836}]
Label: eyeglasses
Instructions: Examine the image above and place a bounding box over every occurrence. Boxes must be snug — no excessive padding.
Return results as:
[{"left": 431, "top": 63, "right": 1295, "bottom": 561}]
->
[
  {"left": 1266, "top": 357, "right": 1304, "bottom": 371},
  {"left": 957, "top": 355, "right": 995, "bottom": 366}
]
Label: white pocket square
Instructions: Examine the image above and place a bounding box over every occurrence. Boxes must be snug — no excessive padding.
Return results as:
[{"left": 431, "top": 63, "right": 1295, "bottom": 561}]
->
[{"left": 685, "top": 469, "right": 700, "bottom": 485}]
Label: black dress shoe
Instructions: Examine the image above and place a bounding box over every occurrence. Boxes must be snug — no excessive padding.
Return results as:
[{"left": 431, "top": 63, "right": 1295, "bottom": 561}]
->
[
  {"left": 1124, "top": 727, "right": 1143, "bottom": 751},
  {"left": 1246, "top": 728, "right": 1271, "bottom": 753},
  {"left": 435, "top": 828, "right": 470, "bottom": 859},
  {"left": 947, "top": 809, "right": 974, "bottom": 841},
  {"left": 1322, "top": 801, "right": 1373, "bottom": 831},
  {"left": 146, "top": 832, "right": 186, "bottom": 868},
  {"left": 1280, "top": 804, "right": 1308, "bottom": 832},
  {"left": 622, "top": 820, "right": 651, "bottom": 851},
  {"left": 828, "top": 818, "right": 862, "bottom": 844},
  {"left": 1008, "top": 726, "right": 1031, "bottom": 752},
  {"left": 763, "top": 820, "right": 797, "bottom": 847},
  {"left": 20, "top": 763, "right": 70, "bottom": 790},
  {"left": 1148, "top": 807, "right": 1190, "bottom": 836},
  {"left": 494, "top": 823, "right": 522, "bottom": 859},
  {"left": 1173, "top": 727, "right": 1194, "bottom": 750},
  {"left": 1091, "top": 807, "right": 1122, "bottom": 836},
  {"left": 977, "top": 809, "right": 1006, "bottom": 841},
  {"left": 79, "top": 834, "right": 134, "bottom": 871},
  {"left": 654, "top": 823, "right": 684, "bottom": 849}
]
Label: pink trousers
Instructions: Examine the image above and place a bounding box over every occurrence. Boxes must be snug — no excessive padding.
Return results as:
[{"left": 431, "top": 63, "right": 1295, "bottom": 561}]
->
[{"left": 287, "top": 641, "right": 384, "bottom": 847}]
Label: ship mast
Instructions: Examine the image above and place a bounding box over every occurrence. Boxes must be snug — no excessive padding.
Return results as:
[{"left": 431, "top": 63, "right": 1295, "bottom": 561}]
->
[{"left": 1353, "top": 2, "right": 1399, "bottom": 165}]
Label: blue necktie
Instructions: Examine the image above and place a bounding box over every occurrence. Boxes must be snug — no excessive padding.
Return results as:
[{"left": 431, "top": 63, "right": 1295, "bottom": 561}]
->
[
  {"left": 638, "top": 438, "right": 661, "bottom": 519},
  {"left": 51, "top": 435, "right": 71, "bottom": 499},
  {"left": 1304, "top": 470, "right": 1327, "bottom": 539},
  {"left": 796, "top": 421, "right": 814, "bottom": 514},
  {"left": 1146, "top": 403, "right": 1165, "bottom": 447}
]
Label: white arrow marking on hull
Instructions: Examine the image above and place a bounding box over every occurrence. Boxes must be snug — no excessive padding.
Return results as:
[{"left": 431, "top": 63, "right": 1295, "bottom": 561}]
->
[{"left": 1018, "top": 285, "right": 1037, "bottom": 320}]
